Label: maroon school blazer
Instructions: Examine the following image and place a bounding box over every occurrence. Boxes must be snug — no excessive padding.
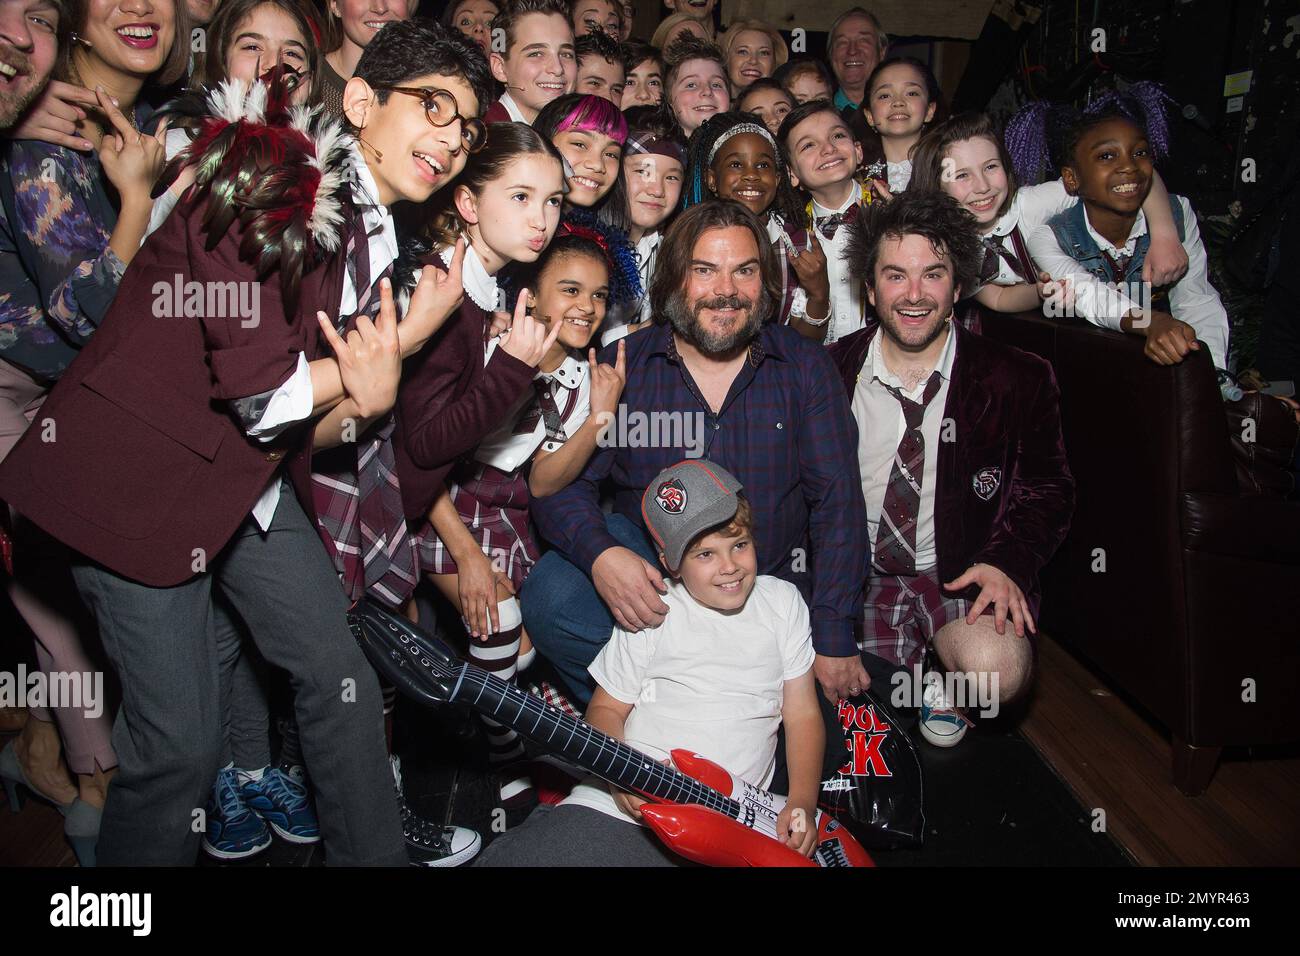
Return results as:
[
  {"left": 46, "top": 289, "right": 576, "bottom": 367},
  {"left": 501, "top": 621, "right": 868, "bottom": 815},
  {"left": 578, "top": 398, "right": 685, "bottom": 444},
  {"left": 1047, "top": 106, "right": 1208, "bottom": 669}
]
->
[
  {"left": 482, "top": 100, "right": 512, "bottom": 124},
  {"left": 392, "top": 255, "right": 535, "bottom": 523},
  {"left": 829, "top": 321, "right": 1075, "bottom": 603},
  {"left": 0, "top": 195, "right": 350, "bottom": 587}
]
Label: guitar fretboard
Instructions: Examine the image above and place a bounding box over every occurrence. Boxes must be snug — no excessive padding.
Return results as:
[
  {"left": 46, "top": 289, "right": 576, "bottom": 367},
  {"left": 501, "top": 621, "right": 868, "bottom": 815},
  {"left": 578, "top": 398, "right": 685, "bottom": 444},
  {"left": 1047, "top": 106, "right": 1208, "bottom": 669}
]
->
[{"left": 452, "top": 667, "right": 740, "bottom": 818}]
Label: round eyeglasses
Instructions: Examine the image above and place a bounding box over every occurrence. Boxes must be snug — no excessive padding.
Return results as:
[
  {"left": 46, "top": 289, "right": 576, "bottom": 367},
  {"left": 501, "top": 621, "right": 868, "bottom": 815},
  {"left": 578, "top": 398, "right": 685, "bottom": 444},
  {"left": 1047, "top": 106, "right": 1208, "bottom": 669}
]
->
[{"left": 371, "top": 85, "right": 488, "bottom": 153}]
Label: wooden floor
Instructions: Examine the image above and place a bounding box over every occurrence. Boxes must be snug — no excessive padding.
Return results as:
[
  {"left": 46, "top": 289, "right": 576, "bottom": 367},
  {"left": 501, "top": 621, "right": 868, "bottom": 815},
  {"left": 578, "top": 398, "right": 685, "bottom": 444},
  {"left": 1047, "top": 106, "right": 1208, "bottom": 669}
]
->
[
  {"left": 1018, "top": 634, "right": 1300, "bottom": 866},
  {"left": 3, "top": 633, "right": 1297, "bottom": 867},
  {"left": 0, "top": 787, "right": 76, "bottom": 867}
]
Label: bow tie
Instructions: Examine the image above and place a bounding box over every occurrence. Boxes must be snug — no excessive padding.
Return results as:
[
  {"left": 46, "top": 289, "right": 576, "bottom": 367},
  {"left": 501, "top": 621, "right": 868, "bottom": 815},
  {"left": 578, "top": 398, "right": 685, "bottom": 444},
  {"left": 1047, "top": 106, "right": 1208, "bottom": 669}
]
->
[{"left": 816, "top": 213, "right": 850, "bottom": 240}]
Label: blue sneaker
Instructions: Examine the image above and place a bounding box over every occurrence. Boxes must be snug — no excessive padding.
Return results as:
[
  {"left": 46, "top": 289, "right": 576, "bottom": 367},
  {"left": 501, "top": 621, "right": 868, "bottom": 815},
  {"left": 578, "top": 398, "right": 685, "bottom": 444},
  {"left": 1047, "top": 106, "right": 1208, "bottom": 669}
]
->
[
  {"left": 239, "top": 764, "right": 321, "bottom": 844},
  {"left": 202, "top": 767, "right": 272, "bottom": 860}
]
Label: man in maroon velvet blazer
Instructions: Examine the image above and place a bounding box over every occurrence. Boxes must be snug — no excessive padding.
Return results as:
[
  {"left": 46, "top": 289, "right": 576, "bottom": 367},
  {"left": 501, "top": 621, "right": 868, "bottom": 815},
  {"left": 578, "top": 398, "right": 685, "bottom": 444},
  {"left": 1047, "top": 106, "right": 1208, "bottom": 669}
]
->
[{"left": 829, "top": 191, "right": 1074, "bottom": 748}]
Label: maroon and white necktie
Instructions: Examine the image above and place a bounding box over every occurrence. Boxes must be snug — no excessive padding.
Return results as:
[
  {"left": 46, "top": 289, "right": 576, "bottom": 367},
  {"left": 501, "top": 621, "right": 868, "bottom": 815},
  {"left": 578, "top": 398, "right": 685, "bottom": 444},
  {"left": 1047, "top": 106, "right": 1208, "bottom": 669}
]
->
[{"left": 873, "top": 371, "right": 942, "bottom": 576}]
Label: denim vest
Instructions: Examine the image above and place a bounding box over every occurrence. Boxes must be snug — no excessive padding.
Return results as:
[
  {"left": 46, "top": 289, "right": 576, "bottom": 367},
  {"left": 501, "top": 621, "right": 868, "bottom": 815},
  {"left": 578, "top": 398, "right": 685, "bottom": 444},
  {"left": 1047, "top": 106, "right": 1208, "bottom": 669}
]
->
[{"left": 1047, "top": 193, "right": 1185, "bottom": 291}]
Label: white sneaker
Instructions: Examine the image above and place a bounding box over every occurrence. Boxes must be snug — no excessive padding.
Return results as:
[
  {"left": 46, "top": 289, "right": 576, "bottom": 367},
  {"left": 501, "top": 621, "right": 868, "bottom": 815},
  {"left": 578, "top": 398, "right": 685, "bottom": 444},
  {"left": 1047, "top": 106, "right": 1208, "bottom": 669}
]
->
[{"left": 919, "top": 672, "right": 971, "bottom": 748}]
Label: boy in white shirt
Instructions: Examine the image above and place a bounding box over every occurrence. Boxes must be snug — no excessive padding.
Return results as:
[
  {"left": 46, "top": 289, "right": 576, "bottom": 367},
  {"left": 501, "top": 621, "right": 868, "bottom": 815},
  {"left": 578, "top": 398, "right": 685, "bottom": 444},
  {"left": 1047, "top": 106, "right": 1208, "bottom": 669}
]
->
[{"left": 476, "top": 459, "right": 825, "bottom": 866}]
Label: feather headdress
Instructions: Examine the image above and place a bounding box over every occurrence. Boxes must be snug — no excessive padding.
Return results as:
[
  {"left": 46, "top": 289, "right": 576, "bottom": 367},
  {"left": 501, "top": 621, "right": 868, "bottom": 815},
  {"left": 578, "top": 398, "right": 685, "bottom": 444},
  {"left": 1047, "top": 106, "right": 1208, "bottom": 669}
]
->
[{"left": 154, "top": 67, "right": 355, "bottom": 318}]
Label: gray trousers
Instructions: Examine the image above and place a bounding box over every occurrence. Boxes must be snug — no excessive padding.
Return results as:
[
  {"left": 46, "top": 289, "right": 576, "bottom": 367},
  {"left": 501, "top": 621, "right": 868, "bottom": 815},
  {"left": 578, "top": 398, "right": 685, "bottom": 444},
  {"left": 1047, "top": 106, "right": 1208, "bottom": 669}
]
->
[
  {"left": 474, "top": 803, "right": 685, "bottom": 867},
  {"left": 72, "top": 482, "right": 405, "bottom": 866},
  {"left": 214, "top": 599, "right": 301, "bottom": 771}
]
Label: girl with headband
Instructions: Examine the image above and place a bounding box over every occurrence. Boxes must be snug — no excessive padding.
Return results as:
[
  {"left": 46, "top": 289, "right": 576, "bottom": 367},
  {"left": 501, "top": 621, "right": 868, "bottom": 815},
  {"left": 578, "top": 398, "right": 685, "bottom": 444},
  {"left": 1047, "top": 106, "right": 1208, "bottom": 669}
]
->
[
  {"left": 683, "top": 110, "right": 831, "bottom": 337},
  {"left": 413, "top": 224, "right": 628, "bottom": 807},
  {"left": 395, "top": 122, "right": 570, "bottom": 819},
  {"left": 596, "top": 106, "right": 687, "bottom": 344}
]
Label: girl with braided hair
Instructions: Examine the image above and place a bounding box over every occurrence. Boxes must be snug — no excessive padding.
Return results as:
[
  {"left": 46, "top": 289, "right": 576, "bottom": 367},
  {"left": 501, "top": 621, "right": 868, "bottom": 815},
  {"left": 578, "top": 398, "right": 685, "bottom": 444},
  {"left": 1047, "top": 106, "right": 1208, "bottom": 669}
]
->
[{"left": 683, "top": 109, "right": 830, "bottom": 338}]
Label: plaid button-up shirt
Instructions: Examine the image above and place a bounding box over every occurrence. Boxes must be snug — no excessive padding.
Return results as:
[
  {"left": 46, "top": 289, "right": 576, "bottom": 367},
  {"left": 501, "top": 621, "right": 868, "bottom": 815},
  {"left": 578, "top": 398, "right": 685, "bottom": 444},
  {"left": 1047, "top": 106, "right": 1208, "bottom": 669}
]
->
[{"left": 531, "top": 321, "right": 870, "bottom": 656}]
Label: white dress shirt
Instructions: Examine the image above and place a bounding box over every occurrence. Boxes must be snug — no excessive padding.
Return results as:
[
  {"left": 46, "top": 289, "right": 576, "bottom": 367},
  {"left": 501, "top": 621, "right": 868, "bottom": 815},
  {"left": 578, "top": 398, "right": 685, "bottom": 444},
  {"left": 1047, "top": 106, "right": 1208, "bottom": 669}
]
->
[
  {"left": 636, "top": 231, "right": 662, "bottom": 325},
  {"left": 852, "top": 324, "right": 958, "bottom": 572},
  {"left": 244, "top": 142, "right": 398, "bottom": 530},
  {"left": 1024, "top": 191, "right": 1228, "bottom": 369},
  {"left": 810, "top": 191, "right": 866, "bottom": 345},
  {"left": 145, "top": 127, "right": 197, "bottom": 239},
  {"left": 439, "top": 241, "right": 501, "bottom": 315},
  {"left": 601, "top": 231, "right": 664, "bottom": 345},
  {"left": 498, "top": 92, "right": 528, "bottom": 123},
  {"left": 977, "top": 181, "right": 1073, "bottom": 287},
  {"left": 473, "top": 354, "right": 592, "bottom": 473},
  {"left": 766, "top": 212, "right": 808, "bottom": 319}
]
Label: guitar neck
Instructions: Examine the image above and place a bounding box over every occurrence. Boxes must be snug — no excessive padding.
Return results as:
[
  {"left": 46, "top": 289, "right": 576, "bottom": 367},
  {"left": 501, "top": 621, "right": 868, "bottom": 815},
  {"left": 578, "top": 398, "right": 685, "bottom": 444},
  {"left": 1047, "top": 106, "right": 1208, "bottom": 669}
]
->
[{"left": 451, "top": 666, "right": 738, "bottom": 817}]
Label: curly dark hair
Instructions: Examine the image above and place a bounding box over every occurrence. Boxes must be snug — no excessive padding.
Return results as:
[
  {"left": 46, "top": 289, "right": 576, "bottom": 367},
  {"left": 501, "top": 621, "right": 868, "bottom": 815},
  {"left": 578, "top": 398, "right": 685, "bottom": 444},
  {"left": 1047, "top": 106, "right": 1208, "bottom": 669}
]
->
[
  {"left": 355, "top": 17, "right": 495, "bottom": 119},
  {"left": 575, "top": 23, "right": 623, "bottom": 68},
  {"left": 845, "top": 190, "right": 984, "bottom": 296}
]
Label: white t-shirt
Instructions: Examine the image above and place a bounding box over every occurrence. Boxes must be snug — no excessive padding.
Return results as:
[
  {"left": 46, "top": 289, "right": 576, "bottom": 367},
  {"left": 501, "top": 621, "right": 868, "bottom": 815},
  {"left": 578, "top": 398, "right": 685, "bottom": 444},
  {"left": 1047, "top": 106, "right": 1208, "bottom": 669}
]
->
[{"left": 562, "top": 575, "right": 816, "bottom": 822}]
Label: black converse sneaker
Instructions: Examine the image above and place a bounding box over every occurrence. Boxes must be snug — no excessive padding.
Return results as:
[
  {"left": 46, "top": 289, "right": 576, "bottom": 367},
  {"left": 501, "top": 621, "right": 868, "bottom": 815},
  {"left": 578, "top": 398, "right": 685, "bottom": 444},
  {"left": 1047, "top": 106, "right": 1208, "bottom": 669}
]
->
[{"left": 390, "top": 755, "right": 481, "bottom": 867}]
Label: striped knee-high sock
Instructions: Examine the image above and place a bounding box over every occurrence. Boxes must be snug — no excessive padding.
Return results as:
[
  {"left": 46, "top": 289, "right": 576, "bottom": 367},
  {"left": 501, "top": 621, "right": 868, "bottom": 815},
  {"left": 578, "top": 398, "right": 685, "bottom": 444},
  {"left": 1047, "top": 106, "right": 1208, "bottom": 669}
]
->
[{"left": 467, "top": 625, "right": 534, "bottom": 807}]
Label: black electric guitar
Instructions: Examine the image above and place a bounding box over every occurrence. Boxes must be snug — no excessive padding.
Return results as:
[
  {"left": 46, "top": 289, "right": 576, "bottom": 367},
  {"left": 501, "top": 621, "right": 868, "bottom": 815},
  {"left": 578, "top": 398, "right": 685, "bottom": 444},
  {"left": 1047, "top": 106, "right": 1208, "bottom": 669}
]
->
[{"left": 348, "top": 600, "right": 872, "bottom": 868}]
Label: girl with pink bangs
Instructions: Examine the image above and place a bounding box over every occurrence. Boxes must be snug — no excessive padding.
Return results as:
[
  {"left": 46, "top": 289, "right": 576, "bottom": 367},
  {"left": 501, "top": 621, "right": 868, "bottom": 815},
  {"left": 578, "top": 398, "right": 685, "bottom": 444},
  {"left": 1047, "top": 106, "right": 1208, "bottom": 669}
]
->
[
  {"left": 531, "top": 93, "right": 645, "bottom": 345},
  {"left": 532, "top": 91, "right": 628, "bottom": 211}
]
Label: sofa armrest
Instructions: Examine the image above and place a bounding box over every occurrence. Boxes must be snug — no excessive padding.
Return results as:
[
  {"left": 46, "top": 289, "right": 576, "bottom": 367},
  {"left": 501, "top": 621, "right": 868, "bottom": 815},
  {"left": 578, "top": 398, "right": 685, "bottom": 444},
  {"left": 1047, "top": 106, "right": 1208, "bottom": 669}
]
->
[{"left": 1181, "top": 491, "right": 1300, "bottom": 564}]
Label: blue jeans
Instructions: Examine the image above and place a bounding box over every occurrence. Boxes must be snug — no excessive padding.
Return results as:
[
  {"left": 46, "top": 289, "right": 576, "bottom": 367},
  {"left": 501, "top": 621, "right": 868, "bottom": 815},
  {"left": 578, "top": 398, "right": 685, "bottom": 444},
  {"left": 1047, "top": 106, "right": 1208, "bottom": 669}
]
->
[{"left": 521, "top": 513, "right": 659, "bottom": 707}]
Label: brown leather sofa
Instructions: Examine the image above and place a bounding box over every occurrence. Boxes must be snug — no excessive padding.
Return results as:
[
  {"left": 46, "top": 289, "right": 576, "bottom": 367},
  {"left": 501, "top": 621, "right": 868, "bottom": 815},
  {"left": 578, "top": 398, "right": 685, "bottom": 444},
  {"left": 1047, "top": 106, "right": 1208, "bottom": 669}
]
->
[{"left": 980, "top": 309, "right": 1300, "bottom": 795}]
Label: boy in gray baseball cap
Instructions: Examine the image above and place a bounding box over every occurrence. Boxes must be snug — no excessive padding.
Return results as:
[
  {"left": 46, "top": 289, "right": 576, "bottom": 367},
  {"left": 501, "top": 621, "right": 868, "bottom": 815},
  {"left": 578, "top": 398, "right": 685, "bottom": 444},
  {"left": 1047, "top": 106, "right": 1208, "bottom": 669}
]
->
[
  {"left": 641, "top": 459, "right": 752, "bottom": 607},
  {"left": 476, "top": 458, "right": 825, "bottom": 866}
]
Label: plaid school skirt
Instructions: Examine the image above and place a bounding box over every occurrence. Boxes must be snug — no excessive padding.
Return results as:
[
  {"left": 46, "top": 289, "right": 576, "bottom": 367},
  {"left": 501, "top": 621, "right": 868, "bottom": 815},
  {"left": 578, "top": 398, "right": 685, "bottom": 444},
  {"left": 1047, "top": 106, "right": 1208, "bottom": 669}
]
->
[{"left": 413, "top": 463, "right": 540, "bottom": 590}]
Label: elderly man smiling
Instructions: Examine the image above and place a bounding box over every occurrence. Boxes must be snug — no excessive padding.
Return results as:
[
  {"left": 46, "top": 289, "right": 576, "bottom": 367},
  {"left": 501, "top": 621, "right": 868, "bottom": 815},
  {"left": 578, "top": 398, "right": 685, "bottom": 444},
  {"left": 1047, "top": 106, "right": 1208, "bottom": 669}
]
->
[{"left": 827, "top": 6, "right": 888, "bottom": 113}]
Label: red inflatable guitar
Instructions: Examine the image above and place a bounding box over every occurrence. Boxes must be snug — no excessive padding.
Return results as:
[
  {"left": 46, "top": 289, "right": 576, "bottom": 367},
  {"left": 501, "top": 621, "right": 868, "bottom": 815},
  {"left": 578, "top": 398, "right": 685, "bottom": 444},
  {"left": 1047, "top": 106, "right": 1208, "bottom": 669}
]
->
[{"left": 348, "top": 600, "right": 873, "bottom": 868}]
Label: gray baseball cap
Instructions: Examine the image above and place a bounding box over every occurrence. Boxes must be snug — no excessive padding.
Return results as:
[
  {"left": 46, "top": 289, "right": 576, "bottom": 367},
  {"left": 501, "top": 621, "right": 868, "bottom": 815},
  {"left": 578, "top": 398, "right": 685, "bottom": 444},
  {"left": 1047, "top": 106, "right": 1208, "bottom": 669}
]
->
[{"left": 641, "top": 459, "right": 744, "bottom": 571}]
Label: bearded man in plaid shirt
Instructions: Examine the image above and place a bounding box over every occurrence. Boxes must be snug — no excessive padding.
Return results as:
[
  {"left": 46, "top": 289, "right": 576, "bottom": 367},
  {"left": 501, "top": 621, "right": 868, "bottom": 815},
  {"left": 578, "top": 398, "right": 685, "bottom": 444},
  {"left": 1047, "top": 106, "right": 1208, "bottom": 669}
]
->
[{"left": 523, "top": 199, "right": 872, "bottom": 708}]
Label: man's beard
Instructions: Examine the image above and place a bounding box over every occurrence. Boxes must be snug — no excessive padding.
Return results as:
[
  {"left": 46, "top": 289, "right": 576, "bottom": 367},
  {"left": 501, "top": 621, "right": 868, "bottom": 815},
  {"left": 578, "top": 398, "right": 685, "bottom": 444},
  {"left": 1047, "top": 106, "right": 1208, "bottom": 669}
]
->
[
  {"left": 664, "top": 288, "right": 771, "bottom": 356},
  {"left": 0, "top": 53, "right": 39, "bottom": 130},
  {"left": 878, "top": 300, "right": 954, "bottom": 354}
]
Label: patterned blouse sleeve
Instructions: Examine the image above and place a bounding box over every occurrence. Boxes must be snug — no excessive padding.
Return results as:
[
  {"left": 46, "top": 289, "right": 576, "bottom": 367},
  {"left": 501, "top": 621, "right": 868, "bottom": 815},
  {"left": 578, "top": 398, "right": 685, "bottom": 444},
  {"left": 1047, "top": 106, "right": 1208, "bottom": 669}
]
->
[{"left": 7, "top": 142, "right": 126, "bottom": 345}]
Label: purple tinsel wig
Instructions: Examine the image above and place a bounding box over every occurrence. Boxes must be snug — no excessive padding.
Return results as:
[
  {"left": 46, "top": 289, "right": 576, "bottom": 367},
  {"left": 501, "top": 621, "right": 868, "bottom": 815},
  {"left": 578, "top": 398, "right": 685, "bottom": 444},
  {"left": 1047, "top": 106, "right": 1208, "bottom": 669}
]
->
[{"left": 1005, "top": 80, "right": 1175, "bottom": 186}]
